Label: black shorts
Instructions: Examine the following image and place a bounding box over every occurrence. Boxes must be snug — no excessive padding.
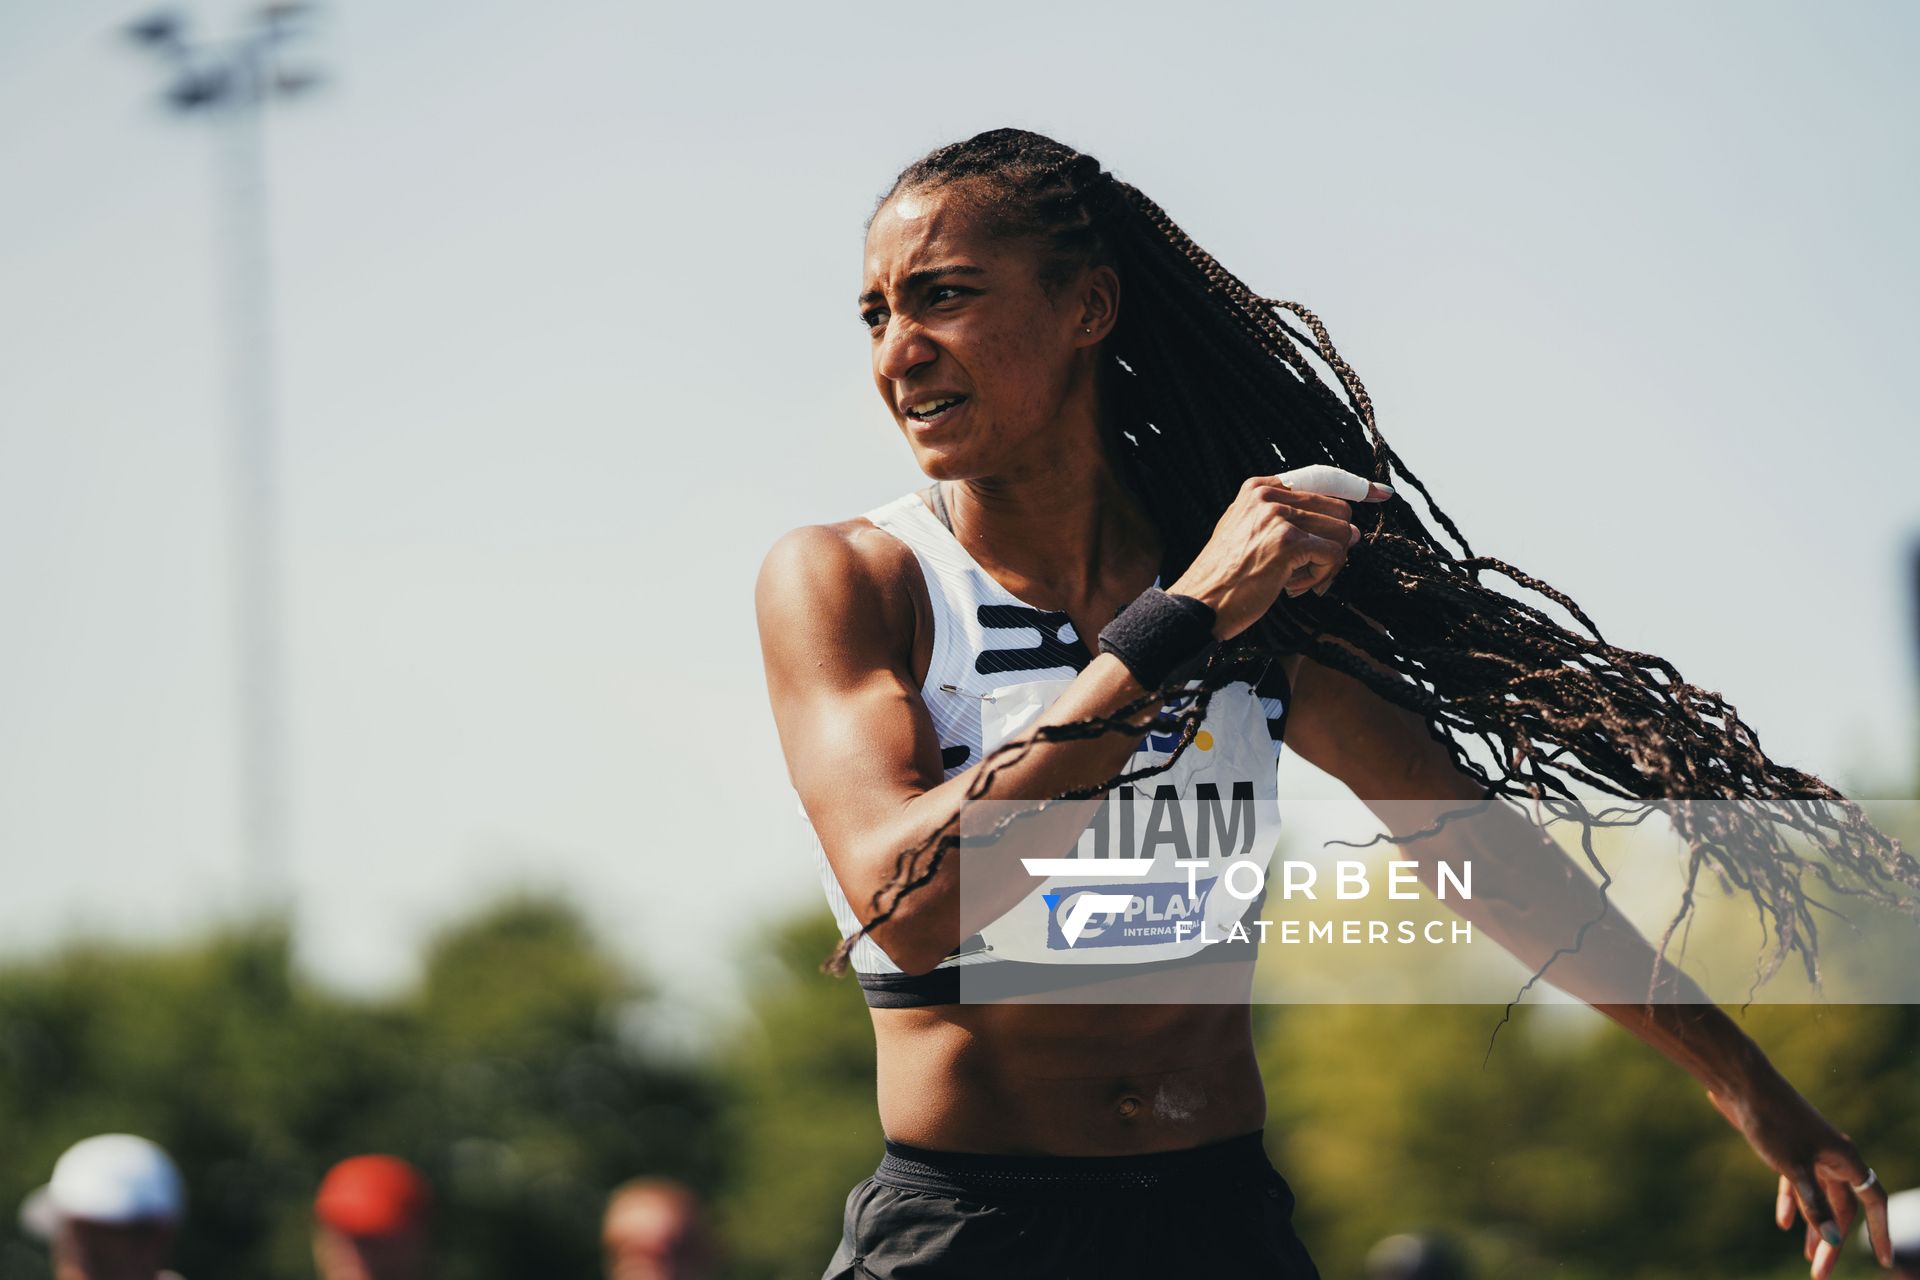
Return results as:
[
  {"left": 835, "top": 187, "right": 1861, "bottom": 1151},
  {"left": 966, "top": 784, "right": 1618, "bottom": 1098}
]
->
[{"left": 821, "top": 1131, "right": 1320, "bottom": 1279}]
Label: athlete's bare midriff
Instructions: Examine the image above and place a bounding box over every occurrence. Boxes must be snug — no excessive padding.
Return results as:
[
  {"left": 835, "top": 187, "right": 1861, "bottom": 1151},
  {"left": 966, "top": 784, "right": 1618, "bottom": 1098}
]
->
[{"left": 870, "top": 1000, "right": 1266, "bottom": 1156}]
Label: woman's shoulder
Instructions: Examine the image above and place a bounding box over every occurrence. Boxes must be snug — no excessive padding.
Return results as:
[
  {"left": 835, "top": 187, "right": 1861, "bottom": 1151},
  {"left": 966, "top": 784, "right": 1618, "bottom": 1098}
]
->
[
  {"left": 758, "top": 513, "right": 919, "bottom": 601},
  {"left": 755, "top": 514, "right": 931, "bottom": 670}
]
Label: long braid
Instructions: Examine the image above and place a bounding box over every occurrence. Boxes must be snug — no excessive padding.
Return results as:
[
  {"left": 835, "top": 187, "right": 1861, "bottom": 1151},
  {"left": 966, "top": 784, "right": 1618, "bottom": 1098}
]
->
[{"left": 828, "top": 128, "right": 1919, "bottom": 1003}]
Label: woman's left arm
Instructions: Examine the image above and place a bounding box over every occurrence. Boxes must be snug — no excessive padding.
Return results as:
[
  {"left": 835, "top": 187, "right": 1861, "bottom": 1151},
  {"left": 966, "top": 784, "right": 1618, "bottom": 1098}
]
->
[{"left": 1284, "top": 653, "right": 1897, "bottom": 1278}]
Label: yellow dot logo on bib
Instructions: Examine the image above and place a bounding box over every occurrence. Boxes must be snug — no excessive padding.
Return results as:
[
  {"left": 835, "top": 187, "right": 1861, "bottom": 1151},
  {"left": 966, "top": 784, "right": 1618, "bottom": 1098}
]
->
[{"left": 1194, "top": 729, "right": 1214, "bottom": 751}]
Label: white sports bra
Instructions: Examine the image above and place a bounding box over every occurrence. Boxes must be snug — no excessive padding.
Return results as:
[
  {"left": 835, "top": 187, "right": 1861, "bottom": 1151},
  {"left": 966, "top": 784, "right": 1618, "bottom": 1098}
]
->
[{"left": 800, "top": 486, "right": 1293, "bottom": 1006}]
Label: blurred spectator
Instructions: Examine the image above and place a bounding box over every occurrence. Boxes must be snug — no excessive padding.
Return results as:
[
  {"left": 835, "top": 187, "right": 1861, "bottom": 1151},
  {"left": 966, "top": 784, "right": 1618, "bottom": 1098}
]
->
[
  {"left": 312, "top": 1156, "right": 431, "bottom": 1280},
  {"left": 1365, "top": 1230, "right": 1469, "bottom": 1280},
  {"left": 1886, "top": 1186, "right": 1920, "bottom": 1279},
  {"left": 601, "top": 1179, "right": 714, "bottom": 1280},
  {"left": 17, "top": 1134, "right": 186, "bottom": 1280}
]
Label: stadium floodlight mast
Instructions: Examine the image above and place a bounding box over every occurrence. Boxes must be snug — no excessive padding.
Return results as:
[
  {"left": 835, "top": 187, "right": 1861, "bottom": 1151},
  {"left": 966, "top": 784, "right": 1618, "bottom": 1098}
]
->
[{"left": 122, "top": 4, "right": 324, "bottom": 909}]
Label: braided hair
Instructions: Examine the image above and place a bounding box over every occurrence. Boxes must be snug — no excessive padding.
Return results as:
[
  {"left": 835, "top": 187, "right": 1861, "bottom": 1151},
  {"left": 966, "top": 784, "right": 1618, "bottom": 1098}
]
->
[{"left": 827, "top": 126, "right": 1918, "bottom": 1002}]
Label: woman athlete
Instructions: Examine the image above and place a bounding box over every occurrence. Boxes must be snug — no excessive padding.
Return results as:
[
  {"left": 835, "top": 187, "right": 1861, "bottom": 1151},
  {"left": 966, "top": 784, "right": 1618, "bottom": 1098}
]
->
[{"left": 754, "top": 128, "right": 1906, "bottom": 1278}]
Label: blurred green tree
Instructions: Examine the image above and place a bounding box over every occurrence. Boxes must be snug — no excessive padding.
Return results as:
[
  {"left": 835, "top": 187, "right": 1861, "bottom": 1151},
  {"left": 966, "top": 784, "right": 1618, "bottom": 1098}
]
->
[
  {"left": 709, "top": 915, "right": 881, "bottom": 1280},
  {"left": 0, "top": 896, "right": 721, "bottom": 1280},
  {"left": 1255, "top": 998, "right": 1918, "bottom": 1280}
]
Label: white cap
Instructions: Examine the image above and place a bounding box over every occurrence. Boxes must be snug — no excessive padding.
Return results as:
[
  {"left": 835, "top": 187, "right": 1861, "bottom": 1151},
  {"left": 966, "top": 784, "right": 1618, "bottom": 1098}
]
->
[
  {"left": 1889, "top": 1187, "right": 1920, "bottom": 1264},
  {"left": 18, "top": 1135, "right": 185, "bottom": 1238}
]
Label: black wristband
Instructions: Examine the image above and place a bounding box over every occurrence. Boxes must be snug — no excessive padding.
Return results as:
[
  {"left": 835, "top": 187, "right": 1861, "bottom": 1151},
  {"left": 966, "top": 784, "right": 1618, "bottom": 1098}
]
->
[{"left": 1097, "top": 588, "right": 1218, "bottom": 690}]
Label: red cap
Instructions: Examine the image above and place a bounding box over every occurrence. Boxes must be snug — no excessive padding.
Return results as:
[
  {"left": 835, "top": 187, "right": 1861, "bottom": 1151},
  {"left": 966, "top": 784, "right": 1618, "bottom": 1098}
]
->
[{"left": 314, "top": 1156, "right": 431, "bottom": 1237}]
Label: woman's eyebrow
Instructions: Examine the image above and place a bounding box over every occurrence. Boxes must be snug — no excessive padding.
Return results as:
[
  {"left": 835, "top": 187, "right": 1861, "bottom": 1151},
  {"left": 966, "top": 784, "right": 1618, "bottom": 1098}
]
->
[{"left": 857, "top": 264, "right": 986, "bottom": 307}]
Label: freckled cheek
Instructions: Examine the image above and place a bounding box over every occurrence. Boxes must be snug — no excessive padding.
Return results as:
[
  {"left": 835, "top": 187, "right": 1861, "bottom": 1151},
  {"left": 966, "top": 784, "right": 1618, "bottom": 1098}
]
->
[{"left": 972, "top": 328, "right": 1055, "bottom": 400}]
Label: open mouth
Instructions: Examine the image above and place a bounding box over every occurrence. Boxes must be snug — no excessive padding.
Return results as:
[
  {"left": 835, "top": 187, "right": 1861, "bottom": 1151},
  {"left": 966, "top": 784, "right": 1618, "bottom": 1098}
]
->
[{"left": 903, "top": 395, "right": 968, "bottom": 426}]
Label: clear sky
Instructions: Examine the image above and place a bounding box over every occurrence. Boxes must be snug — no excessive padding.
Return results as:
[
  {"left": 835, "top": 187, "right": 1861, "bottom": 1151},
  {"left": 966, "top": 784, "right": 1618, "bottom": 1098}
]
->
[{"left": 2, "top": 0, "right": 1915, "bottom": 1025}]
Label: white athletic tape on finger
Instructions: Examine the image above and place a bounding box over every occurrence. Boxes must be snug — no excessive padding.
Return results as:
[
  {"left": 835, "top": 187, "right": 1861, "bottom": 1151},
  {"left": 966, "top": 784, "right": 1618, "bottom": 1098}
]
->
[{"left": 1275, "top": 464, "right": 1373, "bottom": 501}]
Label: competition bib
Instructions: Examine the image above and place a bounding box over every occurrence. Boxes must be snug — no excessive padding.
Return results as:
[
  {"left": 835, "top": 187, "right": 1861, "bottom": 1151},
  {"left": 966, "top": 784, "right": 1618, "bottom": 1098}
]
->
[{"left": 968, "top": 678, "right": 1281, "bottom": 965}]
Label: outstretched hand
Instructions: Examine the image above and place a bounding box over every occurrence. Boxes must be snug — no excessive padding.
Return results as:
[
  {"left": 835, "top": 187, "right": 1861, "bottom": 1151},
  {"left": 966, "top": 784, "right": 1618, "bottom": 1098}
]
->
[{"left": 1703, "top": 1076, "right": 1893, "bottom": 1277}]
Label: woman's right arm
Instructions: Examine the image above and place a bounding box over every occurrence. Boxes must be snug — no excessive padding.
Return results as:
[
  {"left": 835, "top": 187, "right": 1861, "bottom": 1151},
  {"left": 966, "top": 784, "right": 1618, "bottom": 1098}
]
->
[{"left": 754, "top": 477, "right": 1374, "bottom": 975}]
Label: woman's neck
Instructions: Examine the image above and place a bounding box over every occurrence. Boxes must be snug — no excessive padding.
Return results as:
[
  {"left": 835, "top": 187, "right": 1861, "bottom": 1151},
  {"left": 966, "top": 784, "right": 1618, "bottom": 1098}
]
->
[{"left": 943, "top": 443, "right": 1158, "bottom": 613}]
